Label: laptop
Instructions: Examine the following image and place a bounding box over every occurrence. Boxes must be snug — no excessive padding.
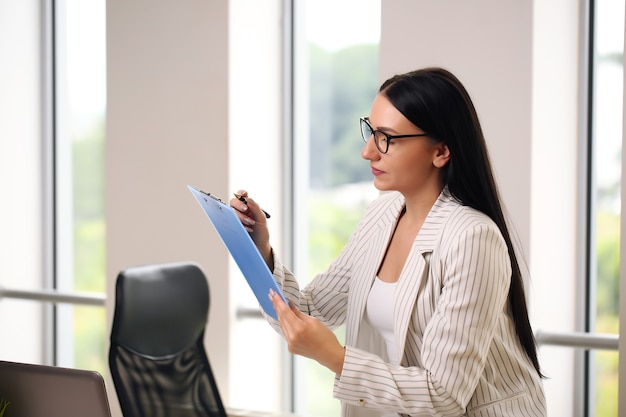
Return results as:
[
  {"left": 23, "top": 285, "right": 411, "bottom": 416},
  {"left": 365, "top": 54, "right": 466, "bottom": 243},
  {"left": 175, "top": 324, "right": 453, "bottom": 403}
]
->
[
  {"left": 0, "top": 360, "right": 112, "bottom": 417},
  {"left": 187, "top": 185, "right": 287, "bottom": 320}
]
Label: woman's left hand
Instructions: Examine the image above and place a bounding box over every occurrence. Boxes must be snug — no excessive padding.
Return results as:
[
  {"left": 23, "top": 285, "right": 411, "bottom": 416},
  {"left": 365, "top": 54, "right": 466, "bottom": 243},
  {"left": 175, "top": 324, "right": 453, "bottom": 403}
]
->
[{"left": 268, "top": 289, "right": 346, "bottom": 375}]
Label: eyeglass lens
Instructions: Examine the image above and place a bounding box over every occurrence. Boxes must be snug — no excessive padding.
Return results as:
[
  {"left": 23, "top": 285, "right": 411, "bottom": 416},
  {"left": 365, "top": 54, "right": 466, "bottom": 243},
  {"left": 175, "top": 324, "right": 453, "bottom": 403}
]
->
[
  {"left": 360, "top": 119, "right": 372, "bottom": 142},
  {"left": 360, "top": 118, "right": 387, "bottom": 153}
]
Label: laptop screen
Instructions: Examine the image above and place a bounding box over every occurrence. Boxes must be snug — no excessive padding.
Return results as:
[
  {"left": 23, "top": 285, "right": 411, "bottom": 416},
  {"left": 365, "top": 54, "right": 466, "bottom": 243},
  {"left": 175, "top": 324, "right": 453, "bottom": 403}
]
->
[{"left": 0, "top": 360, "right": 111, "bottom": 417}]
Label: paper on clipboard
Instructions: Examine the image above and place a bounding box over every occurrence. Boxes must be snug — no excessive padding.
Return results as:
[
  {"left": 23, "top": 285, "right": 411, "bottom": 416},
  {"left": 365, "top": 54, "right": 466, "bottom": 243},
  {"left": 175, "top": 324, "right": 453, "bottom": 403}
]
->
[{"left": 187, "top": 185, "right": 286, "bottom": 320}]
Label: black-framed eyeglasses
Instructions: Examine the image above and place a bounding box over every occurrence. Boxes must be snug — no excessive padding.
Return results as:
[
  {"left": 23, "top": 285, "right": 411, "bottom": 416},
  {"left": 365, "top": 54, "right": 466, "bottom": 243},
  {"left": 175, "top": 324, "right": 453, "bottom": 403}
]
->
[{"left": 360, "top": 117, "right": 430, "bottom": 154}]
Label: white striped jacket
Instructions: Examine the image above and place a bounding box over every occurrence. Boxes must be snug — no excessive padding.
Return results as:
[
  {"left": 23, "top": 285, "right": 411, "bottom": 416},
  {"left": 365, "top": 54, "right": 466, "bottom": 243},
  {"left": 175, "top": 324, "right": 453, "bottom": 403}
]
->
[{"left": 269, "top": 189, "right": 546, "bottom": 417}]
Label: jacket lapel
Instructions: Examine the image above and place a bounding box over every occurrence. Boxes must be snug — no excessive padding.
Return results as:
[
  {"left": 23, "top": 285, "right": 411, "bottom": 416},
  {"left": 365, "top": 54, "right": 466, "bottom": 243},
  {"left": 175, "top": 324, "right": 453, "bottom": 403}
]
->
[
  {"left": 347, "top": 193, "right": 405, "bottom": 347},
  {"left": 392, "top": 189, "right": 458, "bottom": 363}
]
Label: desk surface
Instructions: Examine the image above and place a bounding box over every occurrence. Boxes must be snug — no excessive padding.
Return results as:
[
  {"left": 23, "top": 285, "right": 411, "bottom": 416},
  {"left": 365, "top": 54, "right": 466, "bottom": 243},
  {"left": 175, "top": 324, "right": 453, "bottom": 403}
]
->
[{"left": 227, "top": 407, "right": 305, "bottom": 417}]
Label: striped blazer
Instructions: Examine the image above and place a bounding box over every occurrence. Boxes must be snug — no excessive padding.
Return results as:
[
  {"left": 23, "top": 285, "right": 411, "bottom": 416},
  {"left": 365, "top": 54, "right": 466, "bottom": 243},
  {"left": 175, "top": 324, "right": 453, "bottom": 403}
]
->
[{"left": 269, "top": 189, "right": 546, "bottom": 417}]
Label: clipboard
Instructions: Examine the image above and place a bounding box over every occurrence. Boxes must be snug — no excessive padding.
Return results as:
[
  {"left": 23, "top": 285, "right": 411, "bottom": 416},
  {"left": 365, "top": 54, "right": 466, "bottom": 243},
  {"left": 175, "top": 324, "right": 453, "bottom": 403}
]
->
[{"left": 187, "top": 185, "right": 286, "bottom": 320}]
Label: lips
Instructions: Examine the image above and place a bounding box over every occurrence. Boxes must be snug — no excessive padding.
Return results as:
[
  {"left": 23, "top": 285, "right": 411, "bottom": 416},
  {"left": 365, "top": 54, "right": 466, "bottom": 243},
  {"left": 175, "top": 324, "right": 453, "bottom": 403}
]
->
[{"left": 371, "top": 167, "right": 384, "bottom": 176}]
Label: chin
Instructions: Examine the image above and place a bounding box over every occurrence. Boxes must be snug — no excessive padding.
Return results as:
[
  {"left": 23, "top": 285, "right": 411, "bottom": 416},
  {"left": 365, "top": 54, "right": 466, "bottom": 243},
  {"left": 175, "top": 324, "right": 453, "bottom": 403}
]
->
[{"left": 373, "top": 179, "right": 394, "bottom": 192}]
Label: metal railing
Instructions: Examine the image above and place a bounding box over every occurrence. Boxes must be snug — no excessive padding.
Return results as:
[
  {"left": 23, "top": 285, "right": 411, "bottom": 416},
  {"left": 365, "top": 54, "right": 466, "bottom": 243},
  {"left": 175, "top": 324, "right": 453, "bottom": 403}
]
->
[
  {"left": 0, "top": 287, "right": 105, "bottom": 307},
  {"left": 0, "top": 287, "right": 620, "bottom": 351},
  {"left": 535, "top": 329, "right": 618, "bottom": 351}
]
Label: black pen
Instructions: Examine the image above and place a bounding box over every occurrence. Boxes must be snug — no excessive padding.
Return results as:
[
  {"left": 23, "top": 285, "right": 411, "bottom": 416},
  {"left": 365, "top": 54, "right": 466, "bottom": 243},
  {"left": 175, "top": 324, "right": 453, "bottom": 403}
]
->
[{"left": 234, "top": 193, "right": 271, "bottom": 219}]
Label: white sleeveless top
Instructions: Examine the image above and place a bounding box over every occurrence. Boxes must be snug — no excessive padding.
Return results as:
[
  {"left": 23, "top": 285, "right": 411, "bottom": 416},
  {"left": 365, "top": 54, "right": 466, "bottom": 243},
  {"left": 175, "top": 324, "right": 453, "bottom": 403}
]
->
[{"left": 365, "top": 277, "right": 399, "bottom": 364}]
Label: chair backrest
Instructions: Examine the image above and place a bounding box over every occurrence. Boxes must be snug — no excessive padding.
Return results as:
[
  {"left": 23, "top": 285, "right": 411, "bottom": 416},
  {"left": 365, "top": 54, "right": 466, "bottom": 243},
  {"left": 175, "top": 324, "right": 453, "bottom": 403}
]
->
[{"left": 108, "top": 261, "right": 227, "bottom": 417}]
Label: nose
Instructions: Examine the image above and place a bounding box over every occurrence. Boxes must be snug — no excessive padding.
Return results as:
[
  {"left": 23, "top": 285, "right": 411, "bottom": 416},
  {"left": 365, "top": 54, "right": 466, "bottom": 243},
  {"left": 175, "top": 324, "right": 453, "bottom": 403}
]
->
[{"left": 361, "top": 136, "right": 380, "bottom": 160}]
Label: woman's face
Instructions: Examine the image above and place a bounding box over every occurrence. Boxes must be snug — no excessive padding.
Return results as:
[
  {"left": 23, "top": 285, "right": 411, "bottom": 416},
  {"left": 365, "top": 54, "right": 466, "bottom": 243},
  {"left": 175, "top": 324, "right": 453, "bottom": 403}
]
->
[{"left": 361, "top": 94, "right": 449, "bottom": 197}]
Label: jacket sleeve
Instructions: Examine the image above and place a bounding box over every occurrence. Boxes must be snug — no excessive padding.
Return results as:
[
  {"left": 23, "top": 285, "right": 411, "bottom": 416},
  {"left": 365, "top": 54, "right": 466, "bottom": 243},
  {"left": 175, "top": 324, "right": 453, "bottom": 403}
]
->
[
  {"left": 265, "top": 217, "right": 365, "bottom": 331},
  {"left": 262, "top": 193, "right": 396, "bottom": 332}
]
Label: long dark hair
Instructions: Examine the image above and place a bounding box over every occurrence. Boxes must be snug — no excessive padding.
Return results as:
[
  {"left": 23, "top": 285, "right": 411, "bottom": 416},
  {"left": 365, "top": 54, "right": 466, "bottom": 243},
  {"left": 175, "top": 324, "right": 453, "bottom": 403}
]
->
[{"left": 380, "top": 67, "right": 543, "bottom": 377}]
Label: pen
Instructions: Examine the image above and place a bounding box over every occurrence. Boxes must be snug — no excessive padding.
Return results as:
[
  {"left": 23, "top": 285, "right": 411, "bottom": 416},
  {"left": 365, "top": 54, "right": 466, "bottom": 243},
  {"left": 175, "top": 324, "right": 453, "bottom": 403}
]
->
[{"left": 234, "top": 193, "right": 271, "bottom": 219}]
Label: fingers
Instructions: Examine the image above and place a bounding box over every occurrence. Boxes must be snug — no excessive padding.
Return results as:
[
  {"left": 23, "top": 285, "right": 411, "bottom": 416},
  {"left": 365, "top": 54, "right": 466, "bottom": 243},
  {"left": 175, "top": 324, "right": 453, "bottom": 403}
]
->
[
  {"left": 230, "top": 189, "right": 266, "bottom": 224},
  {"left": 268, "top": 290, "right": 312, "bottom": 334},
  {"left": 268, "top": 290, "right": 344, "bottom": 373},
  {"left": 230, "top": 190, "right": 257, "bottom": 232},
  {"left": 269, "top": 289, "right": 300, "bottom": 335},
  {"left": 269, "top": 288, "right": 291, "bottom": 317},
  {"left": 269, "top": 290, "right": 305, "bottom": 357},
  {"left": 230, "top": 189, "right": 249, "bottom": 212}
]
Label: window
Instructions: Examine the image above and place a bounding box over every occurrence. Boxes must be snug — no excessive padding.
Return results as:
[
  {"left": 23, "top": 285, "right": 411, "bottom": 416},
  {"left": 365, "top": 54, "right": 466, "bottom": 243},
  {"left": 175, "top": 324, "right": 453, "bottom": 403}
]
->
[
  {"left": 291, "top": 1, "right": 380, "bottom": 415},
  {"left": 228, "top": 2, "right": 380, "bottom": 414},
  {"left": 588, "top": 0, "right": 623, "bottom": 414},
  {"left": 0, "top": 0, "right": 48, "bottom": 363},
  {"left": 0, "top": 0, "right": 107, "bottom": 374},
  {"left": 55, "top": 0, "right": 107, "bottom": 372},
  {"left": 534, "top": 1, "right": 623, "bottom": 414}
]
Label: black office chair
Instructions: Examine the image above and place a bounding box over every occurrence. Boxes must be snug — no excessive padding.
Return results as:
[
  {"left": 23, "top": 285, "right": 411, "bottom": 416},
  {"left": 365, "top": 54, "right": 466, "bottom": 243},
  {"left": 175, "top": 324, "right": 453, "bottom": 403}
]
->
[{"left": 108, "top": 261, "right": 228, "bottom": 417}]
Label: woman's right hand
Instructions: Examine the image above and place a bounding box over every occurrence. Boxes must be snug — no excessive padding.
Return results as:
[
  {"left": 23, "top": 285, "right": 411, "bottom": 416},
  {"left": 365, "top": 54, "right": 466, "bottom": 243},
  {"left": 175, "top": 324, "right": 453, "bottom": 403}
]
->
[{"left": 230, "top": 190, "right": 273, "bottom": 268}]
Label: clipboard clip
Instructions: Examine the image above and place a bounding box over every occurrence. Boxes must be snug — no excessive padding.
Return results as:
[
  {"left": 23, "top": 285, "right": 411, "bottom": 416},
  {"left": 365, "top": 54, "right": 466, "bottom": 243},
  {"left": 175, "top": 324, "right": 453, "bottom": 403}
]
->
[
  {"left": 195, "top": 187, "right": 271, "bottom": 218},
  {"left": 198, "top": 190, "right": 226, "bottom": 206}
]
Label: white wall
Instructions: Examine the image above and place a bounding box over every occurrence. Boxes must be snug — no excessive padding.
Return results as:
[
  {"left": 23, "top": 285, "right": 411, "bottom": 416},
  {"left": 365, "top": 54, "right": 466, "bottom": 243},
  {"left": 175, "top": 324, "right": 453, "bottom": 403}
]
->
[
  {"left": 380, "top": 0, "right": 533, "bottom": 254},
  {"left": 228, "top": 0, "right": 287, "bottom": 412},
  {"left": 105, "top": 1, "right": 230, "bottom": 416},
  {"left": 531, "top": 1, "right": 582, "bottom": 414}
]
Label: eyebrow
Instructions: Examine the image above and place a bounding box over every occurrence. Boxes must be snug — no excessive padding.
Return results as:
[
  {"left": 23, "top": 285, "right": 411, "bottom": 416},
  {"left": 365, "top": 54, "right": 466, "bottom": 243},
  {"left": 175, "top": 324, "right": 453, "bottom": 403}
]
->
[
  {"left": 365, "top": 117, "right": 399, "bottom": 133},
  {"left": 366, "top": 117, "right": 425, "bottom": 135}
]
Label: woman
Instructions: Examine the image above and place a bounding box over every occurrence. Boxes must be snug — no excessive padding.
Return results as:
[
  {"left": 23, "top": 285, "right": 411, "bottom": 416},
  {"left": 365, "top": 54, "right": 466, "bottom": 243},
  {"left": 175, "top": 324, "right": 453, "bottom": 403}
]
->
[{"left": 231, "top": 67, "right": 547, "bottom": 417}]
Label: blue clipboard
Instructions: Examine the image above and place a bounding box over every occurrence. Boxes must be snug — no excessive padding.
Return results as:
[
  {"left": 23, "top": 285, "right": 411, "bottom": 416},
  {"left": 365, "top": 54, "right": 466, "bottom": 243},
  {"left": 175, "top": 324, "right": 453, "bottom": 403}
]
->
[{"left": 187, "top": 185, "right": 286, "bottom": 320}]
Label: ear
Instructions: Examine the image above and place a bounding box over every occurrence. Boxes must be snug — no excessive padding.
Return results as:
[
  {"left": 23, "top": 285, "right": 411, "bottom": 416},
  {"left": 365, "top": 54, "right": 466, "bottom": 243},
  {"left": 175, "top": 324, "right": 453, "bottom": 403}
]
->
[{"left": 433, "top": 144, "right": 451, "bottom": 168}]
